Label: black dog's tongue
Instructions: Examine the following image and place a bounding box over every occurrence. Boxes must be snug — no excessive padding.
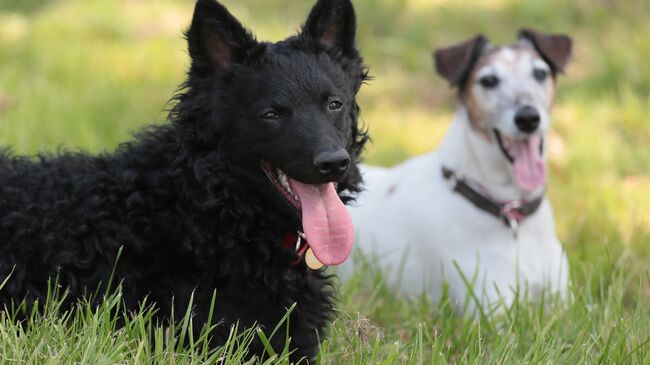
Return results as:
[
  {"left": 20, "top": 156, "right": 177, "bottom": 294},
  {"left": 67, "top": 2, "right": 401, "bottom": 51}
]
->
[{"left": 289, "top": 180, "right": 354, "bottom": 267}]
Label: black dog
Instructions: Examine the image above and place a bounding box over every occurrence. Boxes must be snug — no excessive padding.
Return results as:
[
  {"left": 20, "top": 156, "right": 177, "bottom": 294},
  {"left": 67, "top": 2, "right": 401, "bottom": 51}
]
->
[{"left": 0, "top": 0, "right": 368, "bottom": 361}]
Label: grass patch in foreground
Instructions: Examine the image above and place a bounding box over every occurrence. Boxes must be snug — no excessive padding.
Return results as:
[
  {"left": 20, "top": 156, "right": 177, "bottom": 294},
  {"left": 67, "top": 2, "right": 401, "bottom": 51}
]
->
[
  {"left": 330, "top": 255, "right": 650, "bottom": 364},
  {"left": 0, "top": 282, "right": 294, "bottom": 364},
  {"left": 0, "top": 257, "right": 648, "bottom": 364}
]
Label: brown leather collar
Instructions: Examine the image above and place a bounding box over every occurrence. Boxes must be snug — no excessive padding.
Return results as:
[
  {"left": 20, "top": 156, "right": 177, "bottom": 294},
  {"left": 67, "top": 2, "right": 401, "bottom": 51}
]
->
[{"left": 442, "top": 167, "right": 544, "bottom": 237}]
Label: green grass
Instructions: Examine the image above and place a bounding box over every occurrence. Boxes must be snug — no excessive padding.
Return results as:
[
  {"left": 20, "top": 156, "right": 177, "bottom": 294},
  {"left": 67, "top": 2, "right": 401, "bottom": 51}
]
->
[
  {"left": 0, "top": 258, "right": 648, "bottom": 364},
  {"left": 0, "top": 0, "right": 649, "bottom": 363}
]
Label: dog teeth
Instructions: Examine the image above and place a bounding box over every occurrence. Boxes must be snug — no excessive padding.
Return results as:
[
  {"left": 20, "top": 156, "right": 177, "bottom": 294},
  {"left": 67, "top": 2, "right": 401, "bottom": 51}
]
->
[
  {"left": 280, "top": 176, "right": 291, "bottom": 192},
  {"left": 273, "top": 167, "right": 300, "bottom": 203},
  {"left": 277, "top": 169, "right": 292, "bottom": 193}
]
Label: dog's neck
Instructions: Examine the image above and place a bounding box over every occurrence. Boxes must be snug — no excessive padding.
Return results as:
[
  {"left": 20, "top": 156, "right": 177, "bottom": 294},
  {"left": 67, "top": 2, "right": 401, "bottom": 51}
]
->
[{"left": 437, "top": 108, "right": 545, "bottom": 203}]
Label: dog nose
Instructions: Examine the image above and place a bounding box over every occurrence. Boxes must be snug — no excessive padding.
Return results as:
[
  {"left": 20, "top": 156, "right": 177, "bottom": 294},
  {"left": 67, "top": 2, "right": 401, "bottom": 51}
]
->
[
  {"left": 514, "top": 106, "right": 541, "bottom": 133},
  {"left": 314, "top": 149, "right": 350, "bottom": 177}
]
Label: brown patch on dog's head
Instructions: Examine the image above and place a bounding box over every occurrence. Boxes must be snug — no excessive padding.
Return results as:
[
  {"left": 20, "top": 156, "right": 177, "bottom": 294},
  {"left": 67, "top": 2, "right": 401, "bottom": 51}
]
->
[
  {"left": 463, "top": 47, "right": 500, "bottom": 131},
  {"left": 434, "top": 35, "right": 490, "bottom": 136}
]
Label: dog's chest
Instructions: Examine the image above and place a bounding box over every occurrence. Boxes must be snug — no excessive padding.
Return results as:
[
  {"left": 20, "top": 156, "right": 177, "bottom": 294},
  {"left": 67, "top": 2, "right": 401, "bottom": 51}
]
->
[{"left": 353, "top": 155, "right": 564, "bottom": 290}]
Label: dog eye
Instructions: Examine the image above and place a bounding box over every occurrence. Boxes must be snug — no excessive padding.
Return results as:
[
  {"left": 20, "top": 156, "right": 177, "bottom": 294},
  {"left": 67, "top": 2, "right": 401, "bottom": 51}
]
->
[
  {"left": 533, "top": 68, "right": 549, "bottom": 82},
  {"left": 479, "top": 75, "right": 500, "bottom": 89},
  {"left": 328, "top": 100, "right": 343, "bottom": 111},
  {"left": 260, "top": 110, "right": 280, "bottom": 120}
]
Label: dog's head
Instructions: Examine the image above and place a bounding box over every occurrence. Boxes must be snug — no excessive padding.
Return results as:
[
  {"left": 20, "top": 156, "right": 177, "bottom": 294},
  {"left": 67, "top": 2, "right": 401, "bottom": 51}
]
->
[
  {"left": 434, "top": 30, "right": 572, "bottom": 192},
  {"left": 172, "top": 0, "right": 368, "bottom": 266}
]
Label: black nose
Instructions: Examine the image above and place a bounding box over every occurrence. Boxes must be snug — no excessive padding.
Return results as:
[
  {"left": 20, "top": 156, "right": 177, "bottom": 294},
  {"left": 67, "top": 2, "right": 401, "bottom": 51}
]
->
[
  {"left": 314, "top": 149, "right": 350, "bottom": 178},
  {"left": 515, "top": 105, "right": 541, "bottom": 133}
]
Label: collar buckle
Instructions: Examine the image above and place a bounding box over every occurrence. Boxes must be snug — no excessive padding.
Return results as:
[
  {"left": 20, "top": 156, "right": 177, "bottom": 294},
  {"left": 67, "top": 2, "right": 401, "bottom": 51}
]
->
[
  {"left": 501, "top": 201, "right": 524, "bottom": 238},
  {"left": 501, "top": 200, "right": 524, "bottom": 217}
]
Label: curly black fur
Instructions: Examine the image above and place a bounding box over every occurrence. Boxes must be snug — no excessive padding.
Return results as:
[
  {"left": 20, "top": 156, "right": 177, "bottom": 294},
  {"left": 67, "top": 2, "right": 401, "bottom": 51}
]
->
[{"left": 0, "top": 0, "right": 368, "bottom": 362}]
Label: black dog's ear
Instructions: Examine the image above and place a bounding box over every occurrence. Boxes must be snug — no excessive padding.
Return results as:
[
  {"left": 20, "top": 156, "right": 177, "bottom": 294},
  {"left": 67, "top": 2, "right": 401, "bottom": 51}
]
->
[
  {"left": 519, "top": 29, "right": 572, "bottom": 75},
  {"left": 186, "top": 0, "right": 257, "bottom": 75},
  {"left": 434, "top": 35, "right": 488, "bottom": 88},
  {"left": 302, "top": 0, "right": 357, "bottom": 56}
]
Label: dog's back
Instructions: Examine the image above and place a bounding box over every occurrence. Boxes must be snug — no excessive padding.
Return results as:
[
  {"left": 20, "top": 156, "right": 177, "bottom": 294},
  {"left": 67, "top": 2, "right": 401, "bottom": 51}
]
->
[{"left": 0, "top": 127, "right": 179, "bottom": 304}]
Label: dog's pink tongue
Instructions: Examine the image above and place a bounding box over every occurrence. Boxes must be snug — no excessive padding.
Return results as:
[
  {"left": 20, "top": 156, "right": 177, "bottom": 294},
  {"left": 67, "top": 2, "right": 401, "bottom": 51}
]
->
[
  {"left": 512, "top": 136, "right": 547, "bottom": 192},
  {"left": 289, "top": 180, "right": 354, "bottom": 266}
]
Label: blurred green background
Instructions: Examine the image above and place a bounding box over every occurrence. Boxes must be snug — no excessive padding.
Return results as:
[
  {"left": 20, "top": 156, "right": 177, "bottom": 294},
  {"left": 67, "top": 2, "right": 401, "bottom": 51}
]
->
[{"left": 0, "top": 0, "right": 648, "bottom": 293}]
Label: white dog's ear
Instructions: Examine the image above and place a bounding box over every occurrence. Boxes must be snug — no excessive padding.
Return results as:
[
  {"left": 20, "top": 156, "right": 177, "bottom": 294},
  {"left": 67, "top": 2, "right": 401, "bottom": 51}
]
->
[
  {"left": 519, "top": 29, "right": 573, "bottom": 75},
  {"left": 434, "top": 35, "right": 489, "bottom": 89}
]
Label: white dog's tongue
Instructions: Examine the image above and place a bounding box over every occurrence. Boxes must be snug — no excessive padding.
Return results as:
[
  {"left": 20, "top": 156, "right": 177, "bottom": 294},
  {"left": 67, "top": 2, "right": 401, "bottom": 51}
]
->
[
  {"left": 512, "top": 135, "right": 547, "bottom": 192},
  {"left": 289, "top": 180, "right": 354, "bottom": 267}
]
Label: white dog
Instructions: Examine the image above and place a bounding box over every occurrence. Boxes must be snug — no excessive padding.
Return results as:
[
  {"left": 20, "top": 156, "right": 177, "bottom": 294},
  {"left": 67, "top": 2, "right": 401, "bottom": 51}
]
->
[{"left": 346, "top": 30, "right": 573, "bottom": 314}]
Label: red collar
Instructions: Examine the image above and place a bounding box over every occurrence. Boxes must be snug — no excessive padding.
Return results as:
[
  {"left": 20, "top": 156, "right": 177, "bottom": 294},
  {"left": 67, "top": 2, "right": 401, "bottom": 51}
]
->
[{"left": 283, "top": 231, "right": 309, "bottom": 265}]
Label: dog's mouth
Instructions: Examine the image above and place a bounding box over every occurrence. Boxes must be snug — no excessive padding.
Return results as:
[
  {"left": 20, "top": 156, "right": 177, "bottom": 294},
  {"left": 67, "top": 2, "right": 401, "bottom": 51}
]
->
[
  {"left": 261, "top": 162, "right": 354, "bottom": 267},
  {"left": 262, "top": 163, "right": 302, "bottom": 211},
  {"left": 493, "top": 130, "right": 547, "bottom": 192}
]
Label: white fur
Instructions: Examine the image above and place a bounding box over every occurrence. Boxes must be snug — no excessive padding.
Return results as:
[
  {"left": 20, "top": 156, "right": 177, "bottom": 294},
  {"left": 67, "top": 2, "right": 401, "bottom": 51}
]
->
[{"left": 341, "top": 47, "right": 569, "bottom": 314}]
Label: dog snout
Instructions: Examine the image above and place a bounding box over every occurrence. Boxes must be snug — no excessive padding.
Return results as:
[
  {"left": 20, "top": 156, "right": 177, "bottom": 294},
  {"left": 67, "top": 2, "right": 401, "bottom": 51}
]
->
[
  {"left": 313, "top": 148, "right": 350, "bottom": 179},
  {"left": 514, "top": 105, "right": 541, "bottom": 133}
]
